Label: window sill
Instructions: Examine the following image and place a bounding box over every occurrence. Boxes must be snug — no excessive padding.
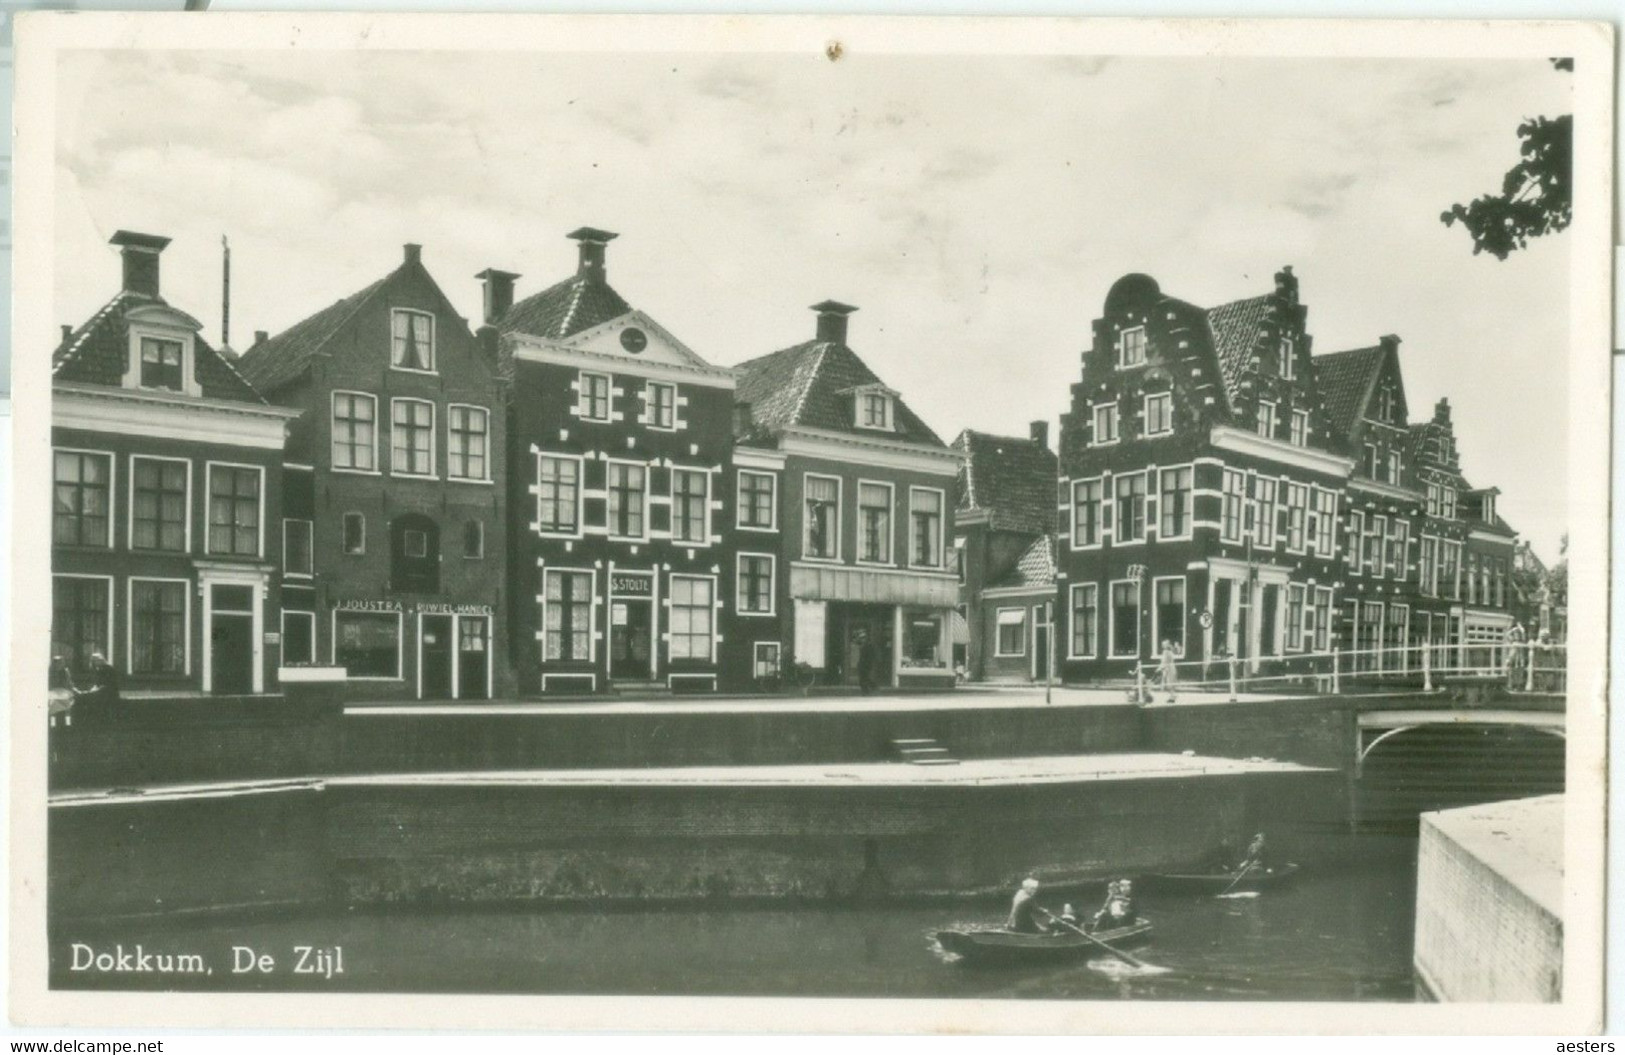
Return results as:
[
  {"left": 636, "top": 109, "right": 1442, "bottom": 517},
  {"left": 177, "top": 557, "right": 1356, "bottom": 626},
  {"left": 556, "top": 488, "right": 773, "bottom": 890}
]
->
[
  {"left": 736, "top": 524, "right": 779, "bottom": 533},
  {"left": 389, "top": 366, "right": 439, "bottom": 377},
  {"left": 448, "top": 476, "right": 495, "bottom": 486},
  {"left": 331, "top": 466, "right": 383, "bottom": 477},
  {"left": 737, "top": 610, "right": 777, "bottom": 619},
  {"left": 391, "top": 471, "right": 439, "bottom": 481}
]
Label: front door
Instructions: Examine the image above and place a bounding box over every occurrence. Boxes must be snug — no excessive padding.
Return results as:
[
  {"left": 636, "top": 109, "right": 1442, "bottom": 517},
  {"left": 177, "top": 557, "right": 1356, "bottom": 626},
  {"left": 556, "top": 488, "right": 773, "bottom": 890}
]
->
[
  {"left": 421, "top": 614, "right": 454, "bottom": 699},
  {"left": 611, "top": 600, "right": 651, "bottom": 680},
  {"left": 209, "top": 583, "right": 255, "bottom": 695},
  {"left": 1031, "top": 605, "right": 1051, "bottom": 681},
  {"left": 459, "top": 617, "right": 490, "bottom": 699}
]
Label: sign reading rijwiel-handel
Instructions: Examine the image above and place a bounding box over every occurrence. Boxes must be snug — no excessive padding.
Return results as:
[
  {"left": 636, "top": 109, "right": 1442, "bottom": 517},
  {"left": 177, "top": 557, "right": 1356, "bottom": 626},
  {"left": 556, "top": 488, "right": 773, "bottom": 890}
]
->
[{"left": 334, "top": 599, "right": 493, "bottom": 616}]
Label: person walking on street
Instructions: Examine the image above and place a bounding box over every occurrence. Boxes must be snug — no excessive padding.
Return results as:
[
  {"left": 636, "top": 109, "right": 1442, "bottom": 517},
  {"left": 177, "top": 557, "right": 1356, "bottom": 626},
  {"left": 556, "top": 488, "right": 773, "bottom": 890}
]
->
[
  {"left": 857, "top": 630, "right": 878, "bottom": 696},
  {"left": 1505, "top": 621, "right": 1527, "bottom": 690},
  {"left": 1158, "top": 639, "right": 1179, "bottom": 704}
]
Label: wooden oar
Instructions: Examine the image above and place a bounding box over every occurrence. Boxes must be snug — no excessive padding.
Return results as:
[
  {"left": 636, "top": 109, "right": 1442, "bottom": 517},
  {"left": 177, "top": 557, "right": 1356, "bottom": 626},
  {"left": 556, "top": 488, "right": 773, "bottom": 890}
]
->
[
  {"left": 1216, "top": 860, "right": 1257, "bottom": 897},
  {"left": 1037, "top": 907, "right": 1155, "bottom": 970}
]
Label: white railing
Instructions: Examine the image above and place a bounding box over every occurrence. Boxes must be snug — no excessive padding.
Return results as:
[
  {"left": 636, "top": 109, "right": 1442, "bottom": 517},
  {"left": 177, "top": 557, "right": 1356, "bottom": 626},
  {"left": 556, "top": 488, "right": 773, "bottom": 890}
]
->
[{"left": 1132, "top": 639, "right": 1568, "bottom": 702}]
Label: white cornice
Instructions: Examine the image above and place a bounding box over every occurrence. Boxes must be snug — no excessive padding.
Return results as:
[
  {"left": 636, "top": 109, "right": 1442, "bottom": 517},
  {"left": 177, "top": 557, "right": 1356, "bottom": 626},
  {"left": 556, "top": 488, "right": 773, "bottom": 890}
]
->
[
  {"left": 54, "top": 383, "right": 298, "bottom": 450},
  {"left": 509, "top": 336, "right": 737, "bottom": 390},
  {"left": 1210, "top": 425, "right": 1354, "bottom": 478},
  {"left": 1349, "top": 477, "right": 1425, "bottom": 504},
  {"left": 732, "top": 447, "right": 788, "bottom": 470},
  {"left": 1469, "top": 528, "right": 1517, "bottom": 546},
  {"left": 780, "top": 425, "right": 960, "bottom": 477}
]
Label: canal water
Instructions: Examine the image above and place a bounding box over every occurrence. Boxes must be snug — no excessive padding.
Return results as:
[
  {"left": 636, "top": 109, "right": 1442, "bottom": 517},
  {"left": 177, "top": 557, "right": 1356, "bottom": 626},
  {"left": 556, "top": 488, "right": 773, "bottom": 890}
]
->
[{"left": 53, "top": 845, "right": 1418, "bottom": 1001}]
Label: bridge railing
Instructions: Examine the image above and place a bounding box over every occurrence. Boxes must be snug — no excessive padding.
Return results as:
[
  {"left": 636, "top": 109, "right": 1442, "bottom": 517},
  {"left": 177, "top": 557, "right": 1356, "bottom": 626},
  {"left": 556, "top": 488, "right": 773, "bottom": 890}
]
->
[{"left": 1133, "top": 640, "right": 1568, "bottom": 702}]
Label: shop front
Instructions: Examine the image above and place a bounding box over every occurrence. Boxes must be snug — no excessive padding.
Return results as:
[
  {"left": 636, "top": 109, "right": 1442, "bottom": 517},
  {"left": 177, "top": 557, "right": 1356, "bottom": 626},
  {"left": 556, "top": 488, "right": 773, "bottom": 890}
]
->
[
  {"left": 329, "top": 597, "right": 495, "bottom": 700},
  {"left": 788, "top": 562, "right": 957, "bottom": 689}
]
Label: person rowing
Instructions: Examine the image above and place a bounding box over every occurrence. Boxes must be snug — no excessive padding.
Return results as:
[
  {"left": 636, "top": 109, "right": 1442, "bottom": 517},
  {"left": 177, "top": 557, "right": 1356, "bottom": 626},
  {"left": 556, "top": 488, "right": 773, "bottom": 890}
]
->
[
  {"left": 1091, "top": 878, "right": 1135, "bottom": 930},
  {"left": 1007, "top": 877, "right": 1048, "bottom": 934},
  {"left": 1236, "top": 832, "right": 1267, "bottom": 874}
]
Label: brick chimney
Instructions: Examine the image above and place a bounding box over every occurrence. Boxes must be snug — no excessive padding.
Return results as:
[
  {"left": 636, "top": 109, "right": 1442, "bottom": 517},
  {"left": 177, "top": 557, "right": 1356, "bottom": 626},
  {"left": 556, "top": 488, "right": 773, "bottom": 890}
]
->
[
  {"left": 1274, "top": 265, "right": 1297, "bottom": 303},
  {"left": 1434, "top": 397, "right": 1451, "bottom": 424},
  {"left": 254, "top": 330, "right": 269, "bottom": 346},
  {"left": 1379, "top": 334, "right": 1401, "bottom": 355},
  {"left": 476, "top": 269, "right": 521, "bottom": 324},
  {"left": 109, "top": 230, "right": 171, "bottom": 298},
  {"left": 568, "top": 227, "right": 618, "bottom": 280},
  {"left": 59, "top": 324, "right": 72, "bottom": 345},
  {"left": 1029, "top": 420, "right": 1049, "bottom": 448},
  {"left": 811, "top": 300, "right": 858, "bottom": 344},
  {"left": 403, "top": 243, "right": 423, "bottom": 266}
]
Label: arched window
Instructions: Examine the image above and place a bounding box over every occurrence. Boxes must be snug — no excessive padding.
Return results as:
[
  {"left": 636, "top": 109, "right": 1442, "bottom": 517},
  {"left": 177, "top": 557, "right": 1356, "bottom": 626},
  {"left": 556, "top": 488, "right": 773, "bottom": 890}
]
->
[{"left": 390, "top": 513, "right": 440, "bottom": 593}]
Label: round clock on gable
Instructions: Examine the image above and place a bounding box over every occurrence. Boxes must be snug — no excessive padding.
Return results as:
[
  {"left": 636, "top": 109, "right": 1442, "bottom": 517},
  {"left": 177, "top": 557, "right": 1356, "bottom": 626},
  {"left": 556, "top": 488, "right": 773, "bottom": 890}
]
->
[{"left": 620, "top": 327, "right": 648, "bottom": 354}]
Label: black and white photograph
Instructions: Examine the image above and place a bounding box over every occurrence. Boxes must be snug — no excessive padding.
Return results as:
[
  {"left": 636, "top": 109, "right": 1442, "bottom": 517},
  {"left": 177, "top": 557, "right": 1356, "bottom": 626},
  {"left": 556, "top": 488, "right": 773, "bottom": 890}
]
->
[{"left": 6, "top": 13, "right": 1611, "bottom": 1034}]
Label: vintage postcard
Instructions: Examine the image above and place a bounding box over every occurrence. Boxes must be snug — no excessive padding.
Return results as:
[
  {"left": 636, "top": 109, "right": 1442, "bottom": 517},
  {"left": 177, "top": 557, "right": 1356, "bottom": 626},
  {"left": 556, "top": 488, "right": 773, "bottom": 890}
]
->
[{"left": 6, "top": 12, "right": 1612, "bottom": 1034}]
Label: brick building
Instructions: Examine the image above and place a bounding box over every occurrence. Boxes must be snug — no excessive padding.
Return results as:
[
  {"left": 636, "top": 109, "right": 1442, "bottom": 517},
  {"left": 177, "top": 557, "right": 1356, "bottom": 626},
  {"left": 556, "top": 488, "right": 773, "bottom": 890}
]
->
[
  {"left": 51, "top": 231, "right": 298, "bottom": 694},
  {"left": 734, "top": 302, "right": 960, "bottom": 690},
  {"left": 237, "top": 243, "right": 510, "bottom": 700},
  {"left": 1055, "top": 268, "right": 1354, "bottom": 684},
  {"left": 494, "top": 229, "right": 739, "bottom": 695},
  {"left": 951, "top": 424, "right": 1058, "bottom": 683}
]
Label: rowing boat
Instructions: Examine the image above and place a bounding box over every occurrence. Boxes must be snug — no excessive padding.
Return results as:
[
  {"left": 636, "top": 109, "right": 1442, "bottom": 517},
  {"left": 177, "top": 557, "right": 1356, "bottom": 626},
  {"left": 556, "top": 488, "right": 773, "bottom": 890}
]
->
[
  {"left": 934, "top": 918, "right": 1153, "bottom": 966},
  {"left": 1142, "top": 862, "right": 1300, "bottom": 893}
]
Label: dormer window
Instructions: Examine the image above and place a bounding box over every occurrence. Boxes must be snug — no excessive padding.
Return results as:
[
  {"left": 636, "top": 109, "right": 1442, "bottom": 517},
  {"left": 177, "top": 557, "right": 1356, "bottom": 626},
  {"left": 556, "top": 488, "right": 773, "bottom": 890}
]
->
[
  {"left": 1280, "top": 336, "right": 1296, "bottom": 380},
  {"left": 860, "top": 392, "right": 892, "bottom": 431},
  {"left": 1117, "top": 326, "right": 1147, "bottom": 368},
  {"left": 1482, "top": 494, "right": 1496, "bottom": 523},
  {"left": 391, "top": 309, "right": 435, "bottom": 372},
  {"left": 140, "top": 337, "right": 184, "bottom": 391}
]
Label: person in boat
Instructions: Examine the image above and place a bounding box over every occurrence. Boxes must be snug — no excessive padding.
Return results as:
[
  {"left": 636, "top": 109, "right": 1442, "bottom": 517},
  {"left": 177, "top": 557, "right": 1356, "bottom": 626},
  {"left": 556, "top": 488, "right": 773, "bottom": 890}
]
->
[
  {"left": 1058, "top": 903, "right": 1079, "bottom": 928},
  {"left": 1091, "top": 879, "right": 1135, "bottom": 930},
  {"left": 1007, "top": 877, "right": 1047, "bottom": 934},
  {"left": 1237, "top": 832, "right": 1267, "bottom": 873}
]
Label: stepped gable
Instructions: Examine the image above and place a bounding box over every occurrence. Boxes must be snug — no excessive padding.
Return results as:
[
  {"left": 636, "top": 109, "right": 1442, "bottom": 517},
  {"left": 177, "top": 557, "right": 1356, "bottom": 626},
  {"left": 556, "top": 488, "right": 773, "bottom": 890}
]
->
[{"left": 952, "top": 428, "right": 1058, "bottom": 536}]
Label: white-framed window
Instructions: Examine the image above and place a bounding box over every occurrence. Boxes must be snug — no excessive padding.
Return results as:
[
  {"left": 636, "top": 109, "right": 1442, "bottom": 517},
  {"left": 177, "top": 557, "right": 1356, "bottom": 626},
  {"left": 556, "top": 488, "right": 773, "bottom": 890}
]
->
[
  {"left": 52, "top": 574, "right": 114, "bottom": 672},
  {"left": 669, "top": 575, "right": 716, "bottom": 661},
  {"left": 1285, "top": 583, "right": 1306, "bottom": 653},
  {"left": 1117, "top": 326, "right": 1147, "bottom": 368},
  {"left": 1284, "top": 483, "right": 1308, "bottom": 553},
  {"left": 138, "top": 336, "right": 185, "bottom": 392},
  {"left": 1348, "top": 510, "right": 1365, "bottom": 571},
  {"left": 463, "top": 519, "right": 485, "bottom": 560},
  {"left": 803, "top": 474, "right": 841, "bottom": 560},
  {"left": 1440, "top": 486, "right": 1458, "bottom": 520},
  {"left": 333, "top": 609, "right": 403, "bottom": 679},
  {"left": 1256, "top": 400, "right": 1277, "bottom": 439},
  {"left": 1312, "top": 587, "right": 1334, "bottom": 652},
  {"left": 390, "top": 309, "right": 436, "bottom": 372},
  {"left": 1386, "top": 450, "right": 1404, "bottom": 486},
  {"left": 753, "top": 641, "right": 782, "bottom": 680},
  {"left": 53, "top": 449, "right": 115, "bottom": 549},
  {"left": 737, "top": 470, "right": 777, "bottom": 531},
  {"left": 1363, "top": 444, "right": 1379, "bottom": 480},
  {"left": 1280, "top": 335, "right": 1296, "bottom": 380},
  {"left": 1072, "top": 477, "right": 1104, "bottom": 548},
  {"left": 1388, "top": 520, "right": 1409, "bottom": 581},
  {"left": 1109, "top": 579, "right": 1141, "bottom": 658},
  {"left": 331, "top": 392, "right": 378, "bottom": 472},
  {"left": 1367, "top": 515, "right": 1386, "bottom": 577},
  {"left": 1069, "top": 583, "right": 1098, "bottom": 659},
  {"left": 1439, "top": 540, "right": 1462, "bottom": 600},
  {"left": 1114, "top": 472, "right": 1147, "bottom": 544},
  {"left": 542, "top": 568, "right": 596, "bottom": 662},
  {"left": 1157, "top": 466, "right": 1191, "bottom": 540},
  {"left": 1482, "top": 493, "right": 1497, "bottom": 524},
  {"left": 1091, "top": 402, "right": 1119, "bottom": 446},
  {"left": 342, "top": 512, "right": 366, "bottom": 556},
  {"left": 672, "top": 468, "right": 710, "bottom": 545},
  {"left": 578, "top": 371, "right": 612, "bottom": 422},
  {"left": 910, "top": 487, "right": 946, "bottom": 568},
  {"left": 644, "top": 382, "right": 677, "bottom": 430},
  {"left": 1420, "top": 535, "right": 1438, "bottom": 596},
  {"left": 125, "top": 314, "right": 199, "bottom": 397},
  {"left": 390, "top": 399, "right": 436, "bottom": 477},
  {"left": 995, "top": 608, "right": 1027, "bottom": 657},
  {"left": 128, "top": 577, "right": 189, "bottom": 676},
  {"left": 130, "top": 456, "right": 189, "bottom": 553},
  {"left": 858, "top": 392, "right": 893, "bottom": 431},
  {"left": 737, "top": 553, "right": 776, "bottom": 616},
  {"left": 536, "top": 454, "right": 583, "bottom": 536},
  {"left": 1152, "top": 576, "right": 1186, "bottom": 655},
  {"left": 447, "top": 405, "right": 490, "bottom": 481},
  {"left": 1290, "top": 409, "right": 1308, "bottom": 448},
  {"left": 1144, "top": 392, "right": 1173, "bottom": 437},
  {"left": 1426, "top": 482, "right": 1441, "bottom": 516},
  {"left": 283, "top": 519, "right": 313, "bottom": 577},
  {"left": 1221, "top": 469, "right": 1246, "bottom": 543},
  {"left": 1312, "top": 488, "right": 1337, "bottom": 555},
  {"left": 205, "top": 462, "right": 264, "bottom": 558},
  {"left": 607, "top": 461, "right": 648, "bottom": 540},
  {"left": 857, "top": 480, "right": 894, "bottom": 564},
  {"left": 1250, "top": 476, "right": 1277, "bottom": 547}
]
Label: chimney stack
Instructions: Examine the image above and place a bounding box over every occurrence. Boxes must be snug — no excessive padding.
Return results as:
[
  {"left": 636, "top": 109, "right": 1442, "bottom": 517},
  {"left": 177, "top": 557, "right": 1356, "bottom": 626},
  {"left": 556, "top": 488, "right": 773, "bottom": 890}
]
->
[
  {"left": 1029, "top": 420, "right": 1049, "bottom": 449},
  {"left": 254, "top": 330, "right": 269, "bottom": 346},
  {"left": 109, "top": 230, "right": 171, "bottom": 298},
  {"left": 403, "top": 243, "right": 423, "bottom": 266},
  {"left": 1434, "top": 397, "right": 1451, "bottom": 424},
  {"left": 59, "top": 324, "right": 72, "bottom": 345},
  {"left": 476, "top": 269, "right": 521, "bottom": 325},
  {"left": 221, "top": 235, "right": 232, "bottom": 348},
  {"left": 1379, "top": 334, "right": 1401, "bottom": 354},
  {"left": 1274, "top": 265, "right": 1298, "bottom": 303},
  {"left": 811, "top": 300, "right": 858, "bottom": 344},
  {"left": 567, "top": 227, "right": 618, "bottom": 280}
]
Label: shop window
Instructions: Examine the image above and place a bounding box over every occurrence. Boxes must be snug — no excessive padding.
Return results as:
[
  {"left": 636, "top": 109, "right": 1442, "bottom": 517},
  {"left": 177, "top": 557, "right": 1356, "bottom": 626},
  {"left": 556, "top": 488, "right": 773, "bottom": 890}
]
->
[
  {"left": 995, "top": 608, "right": 1026, "bottom": 657},
  {"left": 906, "top": 613, "right": 944, "bottom": 667},
  {"left": 334, "top": 611, "right": 400, "bottom": 678}
]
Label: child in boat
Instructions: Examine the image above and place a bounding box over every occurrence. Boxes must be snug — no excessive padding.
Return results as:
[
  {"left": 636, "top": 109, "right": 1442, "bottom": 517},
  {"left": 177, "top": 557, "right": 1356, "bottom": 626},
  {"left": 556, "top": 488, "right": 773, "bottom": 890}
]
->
[{"left": 1091, "top": 879, "right": 1135, "bottom": 930}]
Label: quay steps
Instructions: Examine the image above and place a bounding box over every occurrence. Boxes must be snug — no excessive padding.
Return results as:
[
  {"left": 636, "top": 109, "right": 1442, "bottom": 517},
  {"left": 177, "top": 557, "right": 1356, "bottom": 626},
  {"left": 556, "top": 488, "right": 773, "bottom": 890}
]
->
[
  {"left": 891, "top": 737, "right": 959, "bottom": 766},
  {"left": 610, "top": 680, "right": 673, "bottom": 699}
]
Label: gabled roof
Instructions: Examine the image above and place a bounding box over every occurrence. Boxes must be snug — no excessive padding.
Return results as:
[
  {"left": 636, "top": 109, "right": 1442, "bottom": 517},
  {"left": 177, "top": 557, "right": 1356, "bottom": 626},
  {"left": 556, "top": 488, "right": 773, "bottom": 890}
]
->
[
  {"left": 952, "top": 429, "right": 1057, "bottom": 536},
  {"left": 734, "top": 339, "right": 944, "bottom": 447},
  {"left": 53, "top": 290, "right": 265, "bottom": 404},
  {"left": 1204, "top": 294, "right": 1274, "bottom": 406},
  {"left": 497, "top": 271, "right": 633, "bottom": 343},
  {"left": 1313, "top": 344, "right": 1386, "bottom": 439},
  {"left": 987, "top": 534, "right": 1056, "bottom": 591},
  {"left": 236, "top": 276, "right": 388, "bottom": 394}
]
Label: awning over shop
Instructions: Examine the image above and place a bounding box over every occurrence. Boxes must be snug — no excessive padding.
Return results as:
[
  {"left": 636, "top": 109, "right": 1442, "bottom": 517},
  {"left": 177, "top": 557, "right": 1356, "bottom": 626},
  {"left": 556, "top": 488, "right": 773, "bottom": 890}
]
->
[
  {"left": 950, "top": 609, "right": 970, "bottom": 645},
  {"left": 789, "top": 562, "right": 959, "bottom": 608}
]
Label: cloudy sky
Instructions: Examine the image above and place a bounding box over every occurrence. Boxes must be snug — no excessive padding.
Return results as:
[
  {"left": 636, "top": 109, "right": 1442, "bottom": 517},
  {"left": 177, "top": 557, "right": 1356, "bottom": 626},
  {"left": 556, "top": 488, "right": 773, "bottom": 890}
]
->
[{"left": 52, "top": 48, "right": 1572, "bottom": 559}]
